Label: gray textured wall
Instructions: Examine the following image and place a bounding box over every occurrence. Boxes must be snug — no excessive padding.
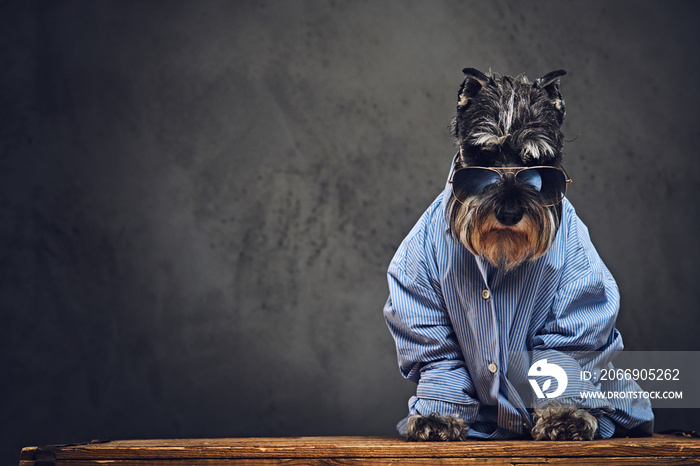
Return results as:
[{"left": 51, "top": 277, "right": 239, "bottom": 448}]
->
[{"left": 3, "top": 0, "right": 700, "bottom": 462}]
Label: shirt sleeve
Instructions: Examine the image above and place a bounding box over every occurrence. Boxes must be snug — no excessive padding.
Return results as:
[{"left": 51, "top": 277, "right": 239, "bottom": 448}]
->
[
  {"left": 530, "top": 213, "right": 654, "bottom": 437},
  {"left": 530, "top": 271, "right": 619, "bottom": 437},
  {"left": 384, "top": 219, "right": 480, "bottom": 429}
]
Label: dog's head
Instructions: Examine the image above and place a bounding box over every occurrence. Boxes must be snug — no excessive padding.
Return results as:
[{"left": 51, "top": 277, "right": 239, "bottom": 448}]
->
[{"left": 446, "top": 68, "right": 571, "bottom": 271}]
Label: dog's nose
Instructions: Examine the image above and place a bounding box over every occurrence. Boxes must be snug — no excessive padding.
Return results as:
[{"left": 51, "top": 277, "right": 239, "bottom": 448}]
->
[{"left": 495, "top": 205, "right": 523, "bottom": 226}]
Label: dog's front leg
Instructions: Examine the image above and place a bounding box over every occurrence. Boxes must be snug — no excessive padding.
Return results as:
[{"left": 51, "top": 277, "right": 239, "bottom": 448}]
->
[
  {"left": 405, "top": 413, "right": 469, "bottom": 441},
  {"left": 531, "top": 403, "right": 598, "bottom": 440}
]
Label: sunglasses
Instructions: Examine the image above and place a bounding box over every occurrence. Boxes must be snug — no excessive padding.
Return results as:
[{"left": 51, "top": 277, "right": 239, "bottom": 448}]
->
[{"left": 449, "top": 165, "right": 572, "bottom": 207}]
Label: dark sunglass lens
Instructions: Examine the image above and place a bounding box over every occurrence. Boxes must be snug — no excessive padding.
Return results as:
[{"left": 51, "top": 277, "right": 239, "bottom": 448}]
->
[
  {"left": 534, "top": 167, "right": 567, "bottom": 205},
  {"left": 515, "top": 169, "right": 543, "bottom": 190},
  {"left": 452, "top": 168, "right": 501, "bottom": 204}
]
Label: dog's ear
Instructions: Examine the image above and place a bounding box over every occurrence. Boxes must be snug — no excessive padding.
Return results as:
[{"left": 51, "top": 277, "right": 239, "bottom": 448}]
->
[
  {"left": 534, "top": 70, "right": 566, "bottom": 113},
  {"left": 457, "top": 68, "right": 492, "bottom": 108}
]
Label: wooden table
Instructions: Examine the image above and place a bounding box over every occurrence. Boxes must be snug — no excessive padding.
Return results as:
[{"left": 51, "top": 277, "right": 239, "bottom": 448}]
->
[{"left": 20, "top": 434, "right": 700, "bottom": 465}]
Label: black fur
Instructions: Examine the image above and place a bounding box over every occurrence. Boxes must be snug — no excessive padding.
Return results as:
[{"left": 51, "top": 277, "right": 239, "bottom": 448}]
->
[
  {"left": 405, "top": 413, "right": 469, "bottom": 441},
  {"left": 451, "top": 69, "right": 566, "bottom": 165},
  {"left": 531, "top": 402, "right": 599, "bottom": 441}
]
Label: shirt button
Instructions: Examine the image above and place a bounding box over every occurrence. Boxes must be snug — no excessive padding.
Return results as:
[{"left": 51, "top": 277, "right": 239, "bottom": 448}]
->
[
  {"left": 488, "top": 362, "right": 498, "bottom": 373},
  {"left": 481, "top": 289, "right": 490, "bottom": 300}
]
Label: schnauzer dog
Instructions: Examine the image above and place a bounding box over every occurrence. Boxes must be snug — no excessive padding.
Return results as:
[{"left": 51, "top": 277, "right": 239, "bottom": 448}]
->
[{"left": 384, "top": 68, "right": 653, "bottom": 441}]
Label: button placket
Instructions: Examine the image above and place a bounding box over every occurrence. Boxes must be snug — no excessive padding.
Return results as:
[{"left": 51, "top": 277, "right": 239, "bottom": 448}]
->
[{"left": 482, "top": 287, "right": 497, "bottom": 378}]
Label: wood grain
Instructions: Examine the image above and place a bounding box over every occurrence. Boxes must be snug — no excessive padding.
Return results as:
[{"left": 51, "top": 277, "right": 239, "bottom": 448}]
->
[{"left": 19, "top": 435, "right": 700, "bottom": 465}]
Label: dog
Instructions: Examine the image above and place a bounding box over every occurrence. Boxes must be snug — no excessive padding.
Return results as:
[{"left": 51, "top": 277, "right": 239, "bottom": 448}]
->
[{"left": 384, "top": 68, "right": 654, "bottom": 441}]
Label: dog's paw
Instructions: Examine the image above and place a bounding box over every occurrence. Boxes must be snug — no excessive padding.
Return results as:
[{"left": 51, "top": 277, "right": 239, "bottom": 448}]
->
[
  {"left": 531, "top": 403, "right": 598, "bottom": 441},
  {"left": 405, "top": 413, "right": 468, "bottom": 441}
]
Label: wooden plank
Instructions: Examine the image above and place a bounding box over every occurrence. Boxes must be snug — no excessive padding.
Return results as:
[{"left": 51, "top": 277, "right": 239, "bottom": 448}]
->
[
  {"left": 19, "top": 435, "right": 700, "bottom": 464},
  {"left": 34, "top": 457, "right": 700, "bottom": 466},
  {"left": 47, "top": 436, "right": 700, "bottom": 460}
]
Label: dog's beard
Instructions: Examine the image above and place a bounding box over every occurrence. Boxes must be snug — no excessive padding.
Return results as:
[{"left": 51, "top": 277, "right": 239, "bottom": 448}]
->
[
  {"left": 471, "top": 214, "right": 544, "bottom": 271},
  {"left": 448, "top": 198, "right": 559, "bottom": 272}
]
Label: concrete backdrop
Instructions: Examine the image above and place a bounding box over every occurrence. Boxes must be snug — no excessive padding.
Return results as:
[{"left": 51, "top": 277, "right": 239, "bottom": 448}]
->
[{"left": 3, "top": 0, "right": 700, "bottom": 462}]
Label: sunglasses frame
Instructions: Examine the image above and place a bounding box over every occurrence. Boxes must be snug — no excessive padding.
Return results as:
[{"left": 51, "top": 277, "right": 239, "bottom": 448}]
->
[{"left": 448, "top": 165, "right": 573, "bottom": 207}]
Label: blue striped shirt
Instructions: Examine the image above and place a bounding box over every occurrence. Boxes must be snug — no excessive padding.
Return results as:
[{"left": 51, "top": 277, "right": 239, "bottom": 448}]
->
[{"left": 384, "top": 160, "right": 654, "bottom": 439}]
